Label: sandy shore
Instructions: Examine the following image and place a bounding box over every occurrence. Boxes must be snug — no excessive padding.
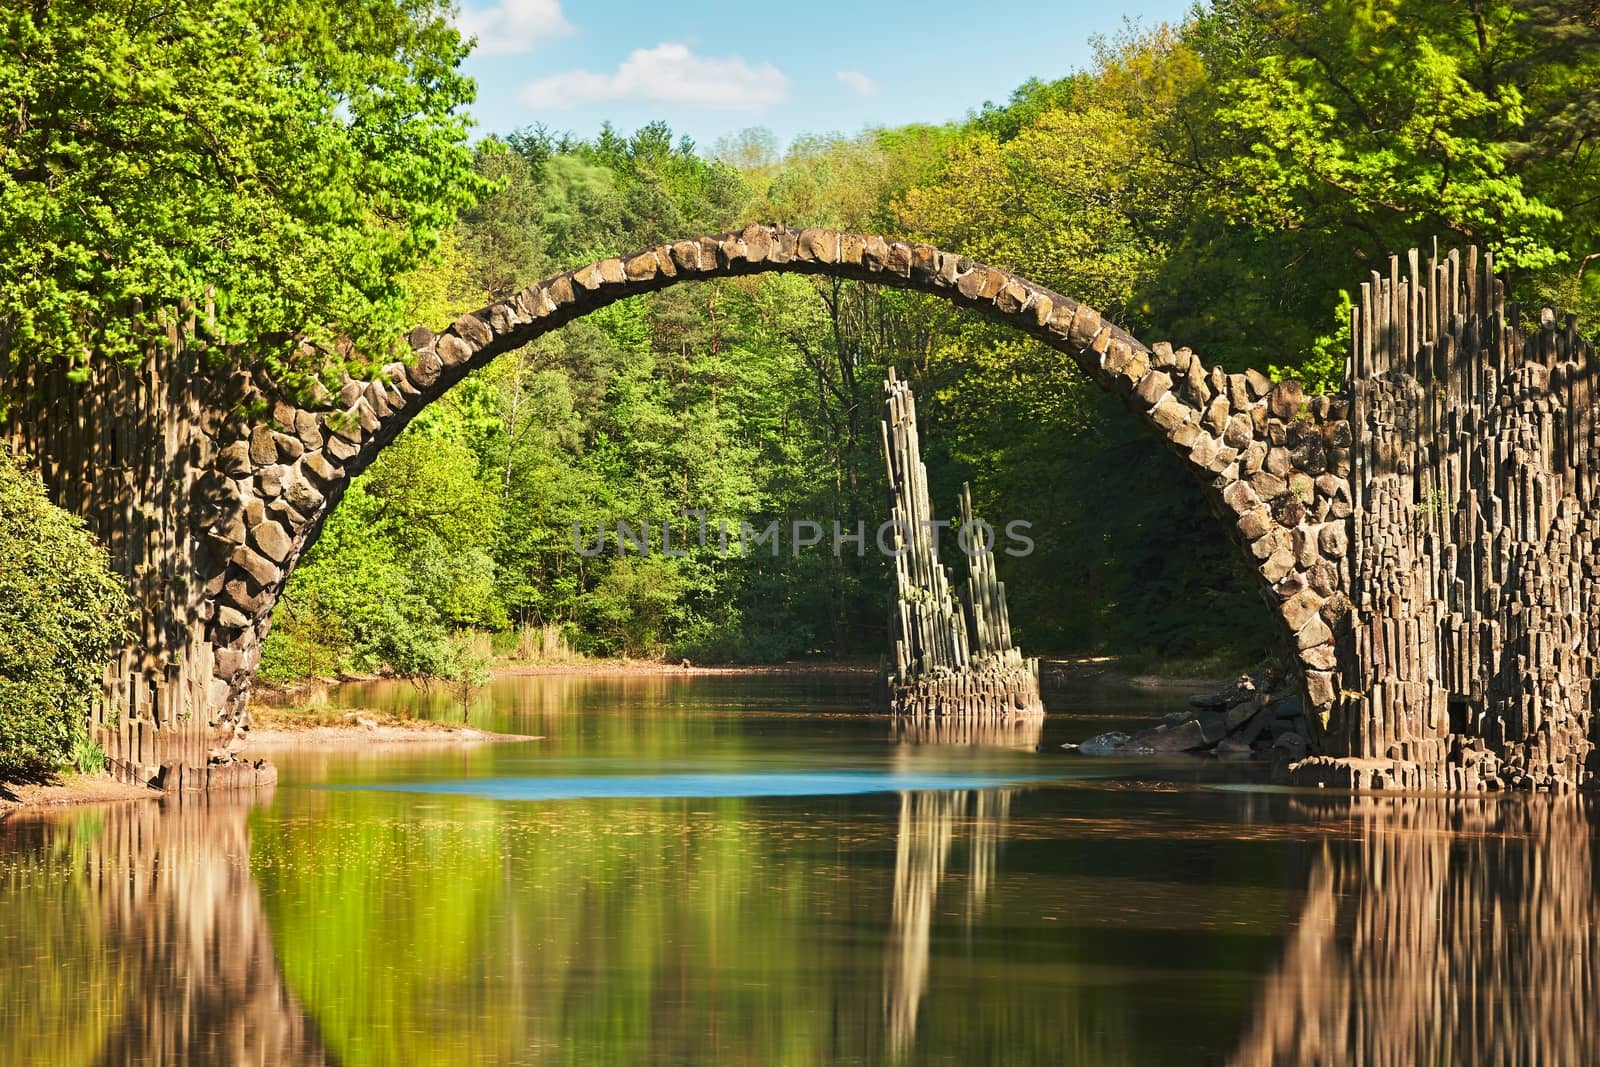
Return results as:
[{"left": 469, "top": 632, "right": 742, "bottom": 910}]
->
[
  {"left": 0, "top": 774, "right": 160, "bottom": 817},
  {"left": 245, "top": 709, "right": 540, "bottom": 750},
  {"left": 495, "top": 659, "right": 878, "bottom": 678}
]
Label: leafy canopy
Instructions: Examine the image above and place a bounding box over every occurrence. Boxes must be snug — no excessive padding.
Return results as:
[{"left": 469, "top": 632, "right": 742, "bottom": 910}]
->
[{"left": 0, "top": 0, "right": 488, "bottom": 371}]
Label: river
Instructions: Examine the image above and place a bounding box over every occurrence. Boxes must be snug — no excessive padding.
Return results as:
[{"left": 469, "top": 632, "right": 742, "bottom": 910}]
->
[{"left": 1, "top": 671, "right": 1595, "bottom": 1064}]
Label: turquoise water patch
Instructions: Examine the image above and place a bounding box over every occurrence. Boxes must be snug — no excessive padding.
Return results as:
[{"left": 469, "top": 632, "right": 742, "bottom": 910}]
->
[{"left": 328, "top": 770, "right": 1059, "bottom": 801}]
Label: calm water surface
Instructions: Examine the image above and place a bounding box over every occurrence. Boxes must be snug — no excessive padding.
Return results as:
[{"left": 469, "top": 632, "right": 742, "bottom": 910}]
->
[{"left": 1, "top": 672, "right": 1596, "bottom": 1065}]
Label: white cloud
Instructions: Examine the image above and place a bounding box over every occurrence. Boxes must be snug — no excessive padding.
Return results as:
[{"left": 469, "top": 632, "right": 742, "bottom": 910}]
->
[
  {"left": 455, "top": 0, "right": 573, "bottom": 56},
  {"left": 836, "top": 70, "right": 877, "bottom": 96},
  {"left": 520, "top": 43, "right": 788, "bottom": 112}
]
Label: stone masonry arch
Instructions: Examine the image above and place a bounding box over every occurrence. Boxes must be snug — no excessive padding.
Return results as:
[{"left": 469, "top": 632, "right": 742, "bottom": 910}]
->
[{"left": 5, "top": 226, "right": 1595, "bottom": 792}]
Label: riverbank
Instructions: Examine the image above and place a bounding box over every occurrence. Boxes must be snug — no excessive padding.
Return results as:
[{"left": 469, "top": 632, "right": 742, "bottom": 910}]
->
[
  {"left": 245, "top": 707, "right": 540, "bottom": 749},
  {"left": 255, "top": 652, "right": 1230, "bottom": 701},
  {"left": 0, "top": 773, "right": 160, "bottom": 817},
  {"left": 1039, "top": 655, "right": 1237, "bottom": 691}
]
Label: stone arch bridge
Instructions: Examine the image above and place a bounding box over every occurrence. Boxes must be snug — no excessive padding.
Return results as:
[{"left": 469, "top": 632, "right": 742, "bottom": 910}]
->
[{"left": 3, "top": 226, "right": 1595, "bottom": 792}]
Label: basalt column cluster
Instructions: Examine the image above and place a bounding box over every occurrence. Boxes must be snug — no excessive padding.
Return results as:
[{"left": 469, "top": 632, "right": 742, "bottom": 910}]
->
[
  {"left": 1290, "top": 246, "right": 1600, "bottom": 792},
  {"left": 878, "top": 369, "right": 1043, "bottom": 723}
]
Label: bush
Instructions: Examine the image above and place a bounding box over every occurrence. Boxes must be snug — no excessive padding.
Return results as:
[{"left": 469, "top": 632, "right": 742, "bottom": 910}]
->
[{"left": 0, "top": 449, "right": 130, "bottom": 774}]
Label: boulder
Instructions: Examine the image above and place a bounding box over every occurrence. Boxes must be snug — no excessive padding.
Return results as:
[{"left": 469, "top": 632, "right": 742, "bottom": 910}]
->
[
  {"left": 1131, "top": 717, "right": 1210, "bottom": 753},
  {"left": 1215, "top": 737, "right": 1254, "bottom": 761},
  {"left": 1272, "top": 732, "right": 1310, "bottom": 760}
]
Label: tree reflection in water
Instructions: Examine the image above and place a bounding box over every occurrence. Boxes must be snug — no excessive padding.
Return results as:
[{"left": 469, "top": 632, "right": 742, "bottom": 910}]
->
[
  {"left": 0, "top": 795, "right": 333, "bottom": 1067},
  {"left": 1234, "top": 796, "right": 1600, "bottom": 1066}
]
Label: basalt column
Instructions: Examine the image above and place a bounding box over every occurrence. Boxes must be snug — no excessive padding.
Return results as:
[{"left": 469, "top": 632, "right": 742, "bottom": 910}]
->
[
  {"left": 879, "top": 369, "right": 1043, "bottom": 721},
  {"left": 0, "top": 302, "right": 275, "bottom": 789},
  {"left": 1289, "top": 246, "right": 1600, "bottom": 792}
]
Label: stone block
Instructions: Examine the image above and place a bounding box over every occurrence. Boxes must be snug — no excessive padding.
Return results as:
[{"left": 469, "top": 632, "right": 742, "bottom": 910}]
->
[
  {"left": 1270, "top": 491, "right": 1306, "bottom": 528},
  {"left": 1268, "top": 379, "right": 1305, "bottom": 420},
  {"left": 672, "top": 240, "right": 704, "bottom": 271},
  {"left": 1149, "top": 396, "right": 1189, "bottom": 433},
  {"left": 1205, "top": 396, "right": 1231, "bottom": 435},
  {"left": 272, "top": 431, "right": 304, "bottom": 462},
  {"left": 1221, "top": 479, "right": 1261, "bottom": 514},
  {"left": 231, "top": 544, "right": 281, "bottom": 588},
  {"left": 1281, "top": 588, "right": 1325, "bottom": 631},
  {"left": 796, "top": 228, "right": 838, "bottom": 263},
  {"left": 436, "top": 333, "right": 473, "bottom": 367},
  {"left": 1301, "top": 644, "right": 1338, "bottom": 671},
  {"left": 1250, "top": 470, "right": 1287, "bottom": 498},
  {"left": 1240, "top": 440, "right": 1267, "bottom": 474},
  {"left": 1318, "top": 523, "right": 1349, "bottom": 557},
  {"left": 623, "top": 251, "right": 659, "bottom": 281},
  {"left": 257, "top": 464, "right": 287, "bottom": 499},
  {"left": 1133, "top": 369, "right": 1172, "bottom": 408},
  {"left": 300, "top": 450, "right": 340, "bottom": 485},
  {"left": 1237, "top": 507, "right": 1273, "bottom": 540},
  {"left": 1304, "top": 671, "right": 1336, "bottom": 706},
  {"left": 1296, "top": 613, "right": 1333, "bottom": 649},
  {"left": 294, "top": 410, "right": 324, "bottom": 450},
  {"left": 286, "top": 474, "right": 324, "bottom": 514},
  {"left": 1262, "top": 547, "right": 1297, "bottom": 583},
  {"left": 223, "top": 578, "right": 269, "bottom": 616},
  {"left": 324, "top": 432, "right": 359, "bottom": 462},
  {"left": 218, "top": 441, "right": 252, "bottom": 477},
  {"left": 249, "top": 521, "right": 294, "bottom": 563},
  {"left": 453, "top": 312, "right": 493, "bottom": 346}
]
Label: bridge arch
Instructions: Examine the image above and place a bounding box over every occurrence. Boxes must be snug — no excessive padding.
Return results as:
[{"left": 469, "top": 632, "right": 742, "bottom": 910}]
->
[
  {"left": 205, "top": 224, "right": 1343, "bottom": 737},
  {"left": 26, "top": 224, "right": 1586, "bottom": 794}
]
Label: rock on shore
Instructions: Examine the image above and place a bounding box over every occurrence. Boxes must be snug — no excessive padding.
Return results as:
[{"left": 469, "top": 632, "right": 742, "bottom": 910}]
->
[{"left": 1067, "top": 666, "right": 1310, "bottom": 763}]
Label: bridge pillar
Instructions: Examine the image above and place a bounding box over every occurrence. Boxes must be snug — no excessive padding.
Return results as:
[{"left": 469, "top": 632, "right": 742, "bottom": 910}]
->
[
  {"left": 0, "top": 301, "right": 266, "bottom": 785},
  {"left": 1290, "top": 248, "right": 1596, "bottom": 792}
]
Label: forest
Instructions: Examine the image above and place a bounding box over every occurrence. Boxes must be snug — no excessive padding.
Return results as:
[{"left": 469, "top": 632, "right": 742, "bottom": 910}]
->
[
  {"left": 7, "top": 1, "right": 1600, "bottom": 691},
  {"left": 262, "top": 1, "right": 1600, "bottom": 682}
]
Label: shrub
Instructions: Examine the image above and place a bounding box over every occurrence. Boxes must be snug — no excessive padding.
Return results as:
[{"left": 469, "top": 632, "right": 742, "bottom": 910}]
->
[{"left": 0, "top": 449, "right": 130, "bottom": 774}]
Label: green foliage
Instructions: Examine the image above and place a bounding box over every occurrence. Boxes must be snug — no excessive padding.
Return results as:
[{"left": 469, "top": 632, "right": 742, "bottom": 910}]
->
[
  {"left": 271, "top": 5, "right": 1600, "bottom": 673},
  {"left": 69, "top": 736, "right": 106, "bottom": 776},
  {"left": 1, "top": 0, "right": 489, "bottom": 376},
  {"left": 261, "top": 428, "right": 503, "bottom": 683},
  {"left": 0, "top": 449, "right": 130, "bottom": 773}
]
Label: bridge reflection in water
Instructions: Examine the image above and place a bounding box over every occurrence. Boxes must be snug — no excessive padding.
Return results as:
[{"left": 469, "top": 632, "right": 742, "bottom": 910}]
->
[
  {"left": 0, "top": 796, "right": 333, "bottom": 1067},
  {"left": 1233, "top": 796, "right": 1600, "bottom": 1066},
  {"left": 4, "top": 777, "right": 1600, "bottom": 1062}
]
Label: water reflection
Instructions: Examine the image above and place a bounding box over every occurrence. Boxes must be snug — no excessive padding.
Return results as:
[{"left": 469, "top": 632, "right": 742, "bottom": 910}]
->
[
  {"left": 891, "top": 712, "right": 1045, "bottom": 749},
  {"left": 1233, "top": 796, "right": 1600, "bottom": 1066},
  {"left": 0, "top": 796, "right": 332, "bottom": 1067},
  {"left": 10, "top": 680, "right": 1600, "bottom": 1065},
  {"left": 884, "top": 788, "right": 1013, "bottom": 1059}
]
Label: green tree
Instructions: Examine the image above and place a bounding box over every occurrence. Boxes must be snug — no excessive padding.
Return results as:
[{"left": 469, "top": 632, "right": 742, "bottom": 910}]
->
[
  {"left": 1, "top": 0, "right": 487, "bottom": 376},
  {"left": 0, "top": 449, "right": 130, "bottom": 773}
]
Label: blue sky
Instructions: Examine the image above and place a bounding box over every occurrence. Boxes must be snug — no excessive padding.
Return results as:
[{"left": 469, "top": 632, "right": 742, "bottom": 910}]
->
[{"left": 454, "top": 1, "right": 1197, "bottom": 153}]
